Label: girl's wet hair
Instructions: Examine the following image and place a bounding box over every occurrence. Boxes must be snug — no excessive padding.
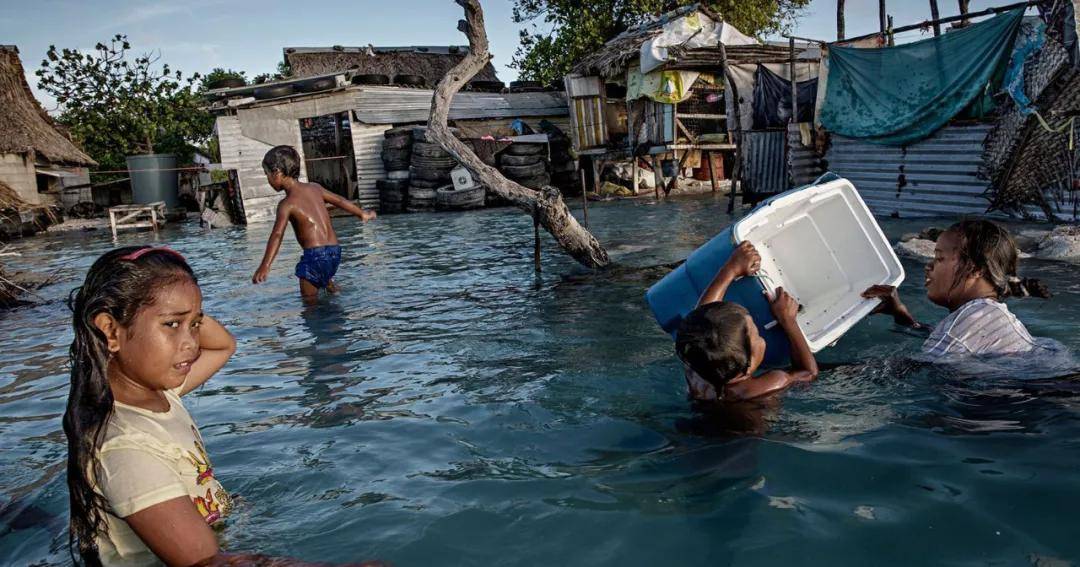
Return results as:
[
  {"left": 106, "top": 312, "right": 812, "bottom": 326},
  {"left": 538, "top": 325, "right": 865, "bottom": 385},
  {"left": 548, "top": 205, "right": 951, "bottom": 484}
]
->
[
  {"left": 262, "top": 145, "right": 301, "bottom": 179},
  {"left": 945, "top": 220, "right": 1050, "bottom": 299},
  {"left": 63, "top": 246, "right": 196, "bottom": 565},
  {"left": 676, "top": 301, "right": 752, "bottom": 391}
]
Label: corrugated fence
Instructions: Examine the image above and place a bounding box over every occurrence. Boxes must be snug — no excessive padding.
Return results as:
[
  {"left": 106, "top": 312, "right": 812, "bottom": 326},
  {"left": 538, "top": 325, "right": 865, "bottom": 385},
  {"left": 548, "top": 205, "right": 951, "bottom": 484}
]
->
[{"left": 825, "top": 124, "right": 993, "bottom": 218}]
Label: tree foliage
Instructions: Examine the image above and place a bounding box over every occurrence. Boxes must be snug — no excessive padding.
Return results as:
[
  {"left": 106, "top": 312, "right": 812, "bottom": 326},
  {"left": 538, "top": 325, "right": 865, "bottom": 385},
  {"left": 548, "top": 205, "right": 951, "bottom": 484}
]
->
[
  {"left": 201, "top": 67, "right": 247, "bottom": 90},
  {"left": 35, "top": 35, "right": 213, "bottom": 171},
  {"left": 511, "top": 0, "right": 812, "bottom": 85}
]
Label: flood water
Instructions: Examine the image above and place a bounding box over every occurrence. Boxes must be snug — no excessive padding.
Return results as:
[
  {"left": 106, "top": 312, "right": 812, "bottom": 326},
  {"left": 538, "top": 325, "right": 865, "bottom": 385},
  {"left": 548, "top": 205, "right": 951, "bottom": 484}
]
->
[{"left": 2, "top": 195, "right": 1079, "bottom": 565}]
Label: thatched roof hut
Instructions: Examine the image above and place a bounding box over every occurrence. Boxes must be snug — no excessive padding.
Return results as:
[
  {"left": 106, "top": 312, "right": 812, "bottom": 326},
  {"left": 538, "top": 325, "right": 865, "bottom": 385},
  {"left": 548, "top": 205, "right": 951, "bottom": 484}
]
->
[
  {"left": 284, "top": 46, "right": 499, "bottom": 85},
  {"left": 0, "top": 46, "right": 96, "bottom": 167}
]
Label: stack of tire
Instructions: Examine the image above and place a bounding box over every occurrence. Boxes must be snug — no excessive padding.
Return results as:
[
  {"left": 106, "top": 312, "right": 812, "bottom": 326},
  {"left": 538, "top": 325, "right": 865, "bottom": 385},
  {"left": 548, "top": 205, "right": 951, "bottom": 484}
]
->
[
  {"left": 379, "top": 126, "right": 413, "bottom": 214},
  {"left": 498, "top": 144, "right": 550, "bottom": 190},
  {"left": 548, "top": 139, "right": 578, "bottom": 194},
  {"left": 408, "top": 127, "right": 458, "bottom": 212}
]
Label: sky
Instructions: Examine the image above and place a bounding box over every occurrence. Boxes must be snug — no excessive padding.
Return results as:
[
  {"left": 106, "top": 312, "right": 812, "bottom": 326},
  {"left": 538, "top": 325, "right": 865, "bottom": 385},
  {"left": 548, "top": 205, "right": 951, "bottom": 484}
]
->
[{"left": 1, "top": 0, "right": 1016, "bottom": 112}]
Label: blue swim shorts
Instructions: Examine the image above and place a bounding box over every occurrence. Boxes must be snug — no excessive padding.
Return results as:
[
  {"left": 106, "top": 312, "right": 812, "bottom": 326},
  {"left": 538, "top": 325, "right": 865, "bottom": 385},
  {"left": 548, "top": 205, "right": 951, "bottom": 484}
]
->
[{"left": 295, "top": 245, "right": 341, "bottom": 289}]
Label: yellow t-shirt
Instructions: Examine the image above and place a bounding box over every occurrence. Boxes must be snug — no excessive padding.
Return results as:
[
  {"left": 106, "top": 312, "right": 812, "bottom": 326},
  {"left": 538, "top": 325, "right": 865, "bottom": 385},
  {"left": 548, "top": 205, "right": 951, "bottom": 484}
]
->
[{"left": 93, "top": 388, "right": 232, "bottom": 566}]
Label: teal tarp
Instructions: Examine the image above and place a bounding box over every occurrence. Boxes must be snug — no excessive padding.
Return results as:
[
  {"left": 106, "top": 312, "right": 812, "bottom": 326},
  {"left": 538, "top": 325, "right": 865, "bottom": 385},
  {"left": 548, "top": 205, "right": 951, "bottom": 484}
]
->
[{"left": 820, "top": 9, "right": 1024, "bottom": 146}]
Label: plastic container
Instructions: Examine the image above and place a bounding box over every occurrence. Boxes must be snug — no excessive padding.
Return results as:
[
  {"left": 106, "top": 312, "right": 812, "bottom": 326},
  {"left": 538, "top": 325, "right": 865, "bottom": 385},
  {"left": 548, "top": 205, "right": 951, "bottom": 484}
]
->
[
  {"left": 646, "top": 174, "right": 905, "bottom": 365},
  {"left": 126, "top": 154, "right": 179, "bottom": 209}
]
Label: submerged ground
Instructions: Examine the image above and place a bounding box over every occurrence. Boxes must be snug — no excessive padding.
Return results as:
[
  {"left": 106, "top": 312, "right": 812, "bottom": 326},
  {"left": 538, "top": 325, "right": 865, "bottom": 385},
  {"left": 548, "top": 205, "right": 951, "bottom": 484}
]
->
[{"left": 2, "top": 194, "right": 1079, "bottom": 565}]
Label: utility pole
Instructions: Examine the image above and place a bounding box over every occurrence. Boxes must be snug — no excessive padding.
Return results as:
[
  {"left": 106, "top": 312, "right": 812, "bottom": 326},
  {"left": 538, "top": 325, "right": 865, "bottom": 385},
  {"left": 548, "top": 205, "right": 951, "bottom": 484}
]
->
[{"left": 879, "top": 0, "right": 887, "bottom": 33}]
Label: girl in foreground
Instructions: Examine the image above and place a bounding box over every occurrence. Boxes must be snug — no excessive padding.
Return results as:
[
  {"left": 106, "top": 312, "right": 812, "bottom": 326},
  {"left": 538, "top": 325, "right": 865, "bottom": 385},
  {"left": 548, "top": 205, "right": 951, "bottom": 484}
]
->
[{"left": 64, "top": 247, "right": 380, "bottom": 566}]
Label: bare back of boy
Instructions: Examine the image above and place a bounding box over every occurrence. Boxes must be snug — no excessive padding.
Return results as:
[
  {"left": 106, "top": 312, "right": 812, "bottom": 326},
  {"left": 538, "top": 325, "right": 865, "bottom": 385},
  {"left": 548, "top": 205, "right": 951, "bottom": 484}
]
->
[{"left": 280, "top": 181, "right": 339, "bottom": 249}]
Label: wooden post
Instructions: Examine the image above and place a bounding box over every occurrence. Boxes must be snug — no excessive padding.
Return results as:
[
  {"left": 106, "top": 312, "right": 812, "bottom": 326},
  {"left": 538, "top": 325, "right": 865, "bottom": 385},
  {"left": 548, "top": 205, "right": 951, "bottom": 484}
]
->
[
  {"left": 789, "top": 37, "right": 798, "bottom": 125},
  {"left": 930, "top": 0, "right": 942, "bottom": 36},
  {"left": 707, "top": 151, "right": 719, "bottom": 193},
  {"left": 590, "top": 156, "right": 601, "bottom": 203},
  {"left": 719, "top": 41, "right": 742, "bottom": 214},
  {"left": 958, "top": 0, "right": 971, "bottom": 28},
  {"left": 533, "top": 205, "right": 541, "bottom": 273},
  {"left": 109, "top": 209, "right": 117, "bottom": 239},
  {"left": 879, "top": 0, "right": 887, "bottom": 34},
  {"left": 150, "top": 207, "right": 159, "bottom": 234},
  {"left": 887, "top": 15, "right": 895, "bottom": 46},
  {"left": 651, "top": 154, "right": 664, "bottom": 199},
  {"left": 579, "top": 166, "right": 589, "bottom": 229},
  {"left": 837, "top": 0, "right": 846, "bottom": 40},
  {"left": 631, "top": 157, "right": 640, "bottom": 195}
]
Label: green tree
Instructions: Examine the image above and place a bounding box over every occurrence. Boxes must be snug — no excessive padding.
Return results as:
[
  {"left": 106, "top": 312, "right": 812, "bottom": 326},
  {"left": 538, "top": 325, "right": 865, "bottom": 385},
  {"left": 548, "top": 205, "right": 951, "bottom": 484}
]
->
[
  {"left": 35, "top": 35, "right": 213, "bottom": 171},
  {"left": 511, "top": 0, "right": 811, "bottom": 85}
]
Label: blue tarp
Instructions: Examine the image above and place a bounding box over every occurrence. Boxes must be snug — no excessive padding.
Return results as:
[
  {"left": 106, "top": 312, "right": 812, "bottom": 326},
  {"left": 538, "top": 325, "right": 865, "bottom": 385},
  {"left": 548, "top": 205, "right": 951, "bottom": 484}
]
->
[{"left": 820, "top": 8, "right": 1024, "bottom": 146}]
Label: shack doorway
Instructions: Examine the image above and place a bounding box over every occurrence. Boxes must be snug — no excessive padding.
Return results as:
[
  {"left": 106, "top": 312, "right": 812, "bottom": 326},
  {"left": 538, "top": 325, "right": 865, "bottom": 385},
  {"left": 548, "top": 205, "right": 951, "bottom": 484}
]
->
[{"left": 299, "top": 112, "right": 356, "bottom": 198}]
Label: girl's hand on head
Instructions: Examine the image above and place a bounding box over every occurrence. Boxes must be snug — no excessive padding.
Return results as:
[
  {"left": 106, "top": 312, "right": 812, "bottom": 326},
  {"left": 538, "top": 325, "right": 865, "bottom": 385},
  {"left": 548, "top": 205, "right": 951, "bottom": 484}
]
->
[
  {"left": 724, "top": 241, "right": 761, "bottom": 278},
  {"left": 768, "top": 287, "right": 799, "bottom": 323}
]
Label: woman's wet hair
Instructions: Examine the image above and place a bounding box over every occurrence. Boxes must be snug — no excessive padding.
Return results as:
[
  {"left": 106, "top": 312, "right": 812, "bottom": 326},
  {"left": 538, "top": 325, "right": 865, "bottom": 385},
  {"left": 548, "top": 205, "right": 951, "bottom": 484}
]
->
[
  {"left": 64, "top": 247, "right": 196, "bottom": 565},
  {"left": 945, "top": 219, "right": 1050, "bottom": 299},
  {"left": 262, "top": 145, "right": 301, "bottom": 179},
  {"left": 676, "top": 302, "right": 753, "bottom": 391}
]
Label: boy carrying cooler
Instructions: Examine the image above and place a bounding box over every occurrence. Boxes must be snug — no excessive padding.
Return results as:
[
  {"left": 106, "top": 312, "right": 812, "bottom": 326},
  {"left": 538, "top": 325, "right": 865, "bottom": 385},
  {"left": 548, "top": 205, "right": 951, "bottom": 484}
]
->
[{"left": 252, "top": 145, "right": 376, "bottom": 300}]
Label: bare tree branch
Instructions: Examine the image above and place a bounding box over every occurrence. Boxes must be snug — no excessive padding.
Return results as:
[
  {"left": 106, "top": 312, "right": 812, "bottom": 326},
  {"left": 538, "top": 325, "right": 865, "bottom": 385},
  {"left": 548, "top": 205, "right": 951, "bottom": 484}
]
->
[{"left": 426, "top": 0, "right": 611, "bottom": 268}]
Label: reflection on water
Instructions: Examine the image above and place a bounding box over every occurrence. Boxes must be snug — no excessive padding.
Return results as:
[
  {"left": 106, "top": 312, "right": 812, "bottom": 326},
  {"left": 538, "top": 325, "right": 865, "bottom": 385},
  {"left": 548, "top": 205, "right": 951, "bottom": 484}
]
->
[{"left": 2, "top": 197, "right": 1080, "bottom": 565}]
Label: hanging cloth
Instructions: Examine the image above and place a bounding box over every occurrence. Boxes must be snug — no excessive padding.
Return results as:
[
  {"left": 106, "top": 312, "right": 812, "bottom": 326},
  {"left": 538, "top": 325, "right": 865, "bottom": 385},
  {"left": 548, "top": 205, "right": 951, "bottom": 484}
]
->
[
  {"left": 819, "top": 8, "right": 1024, "bottom": 146},
  {"left": 751, "top": 64, "right": 818, "bottom": 129}
]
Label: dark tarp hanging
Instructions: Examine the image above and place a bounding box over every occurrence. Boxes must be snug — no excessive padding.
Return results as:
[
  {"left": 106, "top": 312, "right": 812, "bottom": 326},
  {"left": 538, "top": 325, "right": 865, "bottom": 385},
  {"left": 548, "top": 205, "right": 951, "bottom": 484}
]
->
[
  {"left": 1041, "top": 0, "right": 1079, "bottom": 69},
  {"left": 819, "top": 8, "right": 1024, "bottom": 146},
  {"left": 751, "top": 65, "right": 818, "bottom": 129}
]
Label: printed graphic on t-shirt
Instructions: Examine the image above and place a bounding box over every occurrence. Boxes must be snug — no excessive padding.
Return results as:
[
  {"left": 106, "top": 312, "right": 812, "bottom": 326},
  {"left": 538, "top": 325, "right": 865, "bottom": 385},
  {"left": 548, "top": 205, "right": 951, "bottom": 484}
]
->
[{"left": 185, "top": 425, "right": 232, "bottom": 523}]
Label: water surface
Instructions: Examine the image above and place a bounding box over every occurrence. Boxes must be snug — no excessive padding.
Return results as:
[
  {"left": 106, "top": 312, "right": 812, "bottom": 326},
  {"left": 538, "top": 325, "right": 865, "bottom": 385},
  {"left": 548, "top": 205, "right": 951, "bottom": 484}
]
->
[{"left": 2, "top": 195, "right": 1079, "bottom": 565}]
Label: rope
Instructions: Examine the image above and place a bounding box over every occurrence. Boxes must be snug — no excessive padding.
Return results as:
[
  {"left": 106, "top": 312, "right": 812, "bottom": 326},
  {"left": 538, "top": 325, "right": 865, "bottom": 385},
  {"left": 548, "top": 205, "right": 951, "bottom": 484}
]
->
[
  {"left": 1032, "top": 111, "right": 1076, "bottom": 151},
  {"left": 89, "top": 167, "right": 207, "bottom": 175}
]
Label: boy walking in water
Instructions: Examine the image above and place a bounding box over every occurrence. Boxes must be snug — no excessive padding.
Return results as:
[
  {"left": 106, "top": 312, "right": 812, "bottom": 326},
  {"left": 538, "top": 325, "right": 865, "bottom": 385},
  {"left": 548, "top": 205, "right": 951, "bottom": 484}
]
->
[{"left": 252, "top": 145, "right": 376, "bottom": 299}]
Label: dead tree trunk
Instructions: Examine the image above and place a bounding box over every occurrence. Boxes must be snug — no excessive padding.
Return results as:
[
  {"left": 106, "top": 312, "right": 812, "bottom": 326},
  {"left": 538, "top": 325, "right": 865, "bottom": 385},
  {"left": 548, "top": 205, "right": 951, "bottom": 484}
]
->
[
  {"left": 426, "top": 0, "right": 610, "bottom": 269},
  {"left": 837, "top": 0, "right": 846, "bottom": 40}
]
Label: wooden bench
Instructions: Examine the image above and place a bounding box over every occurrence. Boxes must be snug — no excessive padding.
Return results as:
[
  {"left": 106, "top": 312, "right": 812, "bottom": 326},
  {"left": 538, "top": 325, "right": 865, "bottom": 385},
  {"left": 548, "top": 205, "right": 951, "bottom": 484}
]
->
[{"left": 108, "top": 202, "right": 167, "bottom": 238}]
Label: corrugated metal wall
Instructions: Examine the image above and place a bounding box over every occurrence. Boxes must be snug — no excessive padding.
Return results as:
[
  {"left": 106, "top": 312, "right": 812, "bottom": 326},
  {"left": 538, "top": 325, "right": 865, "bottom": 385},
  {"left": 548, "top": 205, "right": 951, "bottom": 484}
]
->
[
  {"left": 216, "top": 115, "right": 305, "bottom": 224},
  {"left": 741, "top": 130, "right": 787, "bottom": 195},
  {"left": 349, "top": 118, "right": 391, "bottom": 210},
  {"left": 825, "top": 124, "right": 993, "bottom": 218},
  {"left": 787, "top": 123, "right": 825, "bottom": 186}
]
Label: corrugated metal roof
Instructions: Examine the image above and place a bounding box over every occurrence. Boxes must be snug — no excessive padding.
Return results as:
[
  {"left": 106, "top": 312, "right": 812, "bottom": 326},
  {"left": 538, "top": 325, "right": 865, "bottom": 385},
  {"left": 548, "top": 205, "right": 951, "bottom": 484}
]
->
[
  {"left": 352, "top": 87, "right": 568, "bottom": 124},
  {"left": 825, "top": 124, "right": 995, "bottom": 218}
]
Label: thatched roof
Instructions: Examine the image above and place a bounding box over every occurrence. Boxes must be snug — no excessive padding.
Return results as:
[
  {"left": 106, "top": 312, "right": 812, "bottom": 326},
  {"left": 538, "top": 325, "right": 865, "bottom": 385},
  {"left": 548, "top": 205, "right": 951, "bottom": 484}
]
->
[
  {"left": 284, "top": 46, "right": 499, "bottom": 85},
  {"left": 0, "top": 46, "right": 96, "bottom": 167},
  {"left": 0, "top": 178, "right": 28, "bottom": 210},
  {"left": 572, "top": 20, "right": 669, "bottom": 78}
]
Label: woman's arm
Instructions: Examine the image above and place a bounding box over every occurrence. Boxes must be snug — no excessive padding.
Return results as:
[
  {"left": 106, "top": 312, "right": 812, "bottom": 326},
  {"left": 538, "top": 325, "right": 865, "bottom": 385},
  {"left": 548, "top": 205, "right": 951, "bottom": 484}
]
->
[
  {"left": 861, "top": 285, "right": 925, "bottom": 329},
  {"left": 697, "top": 241, "right": 761, "bottom": 306},
  {"left": 180, "top": 315, "right": 236, "bottom": 396}
]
